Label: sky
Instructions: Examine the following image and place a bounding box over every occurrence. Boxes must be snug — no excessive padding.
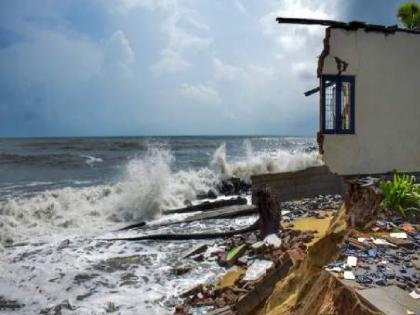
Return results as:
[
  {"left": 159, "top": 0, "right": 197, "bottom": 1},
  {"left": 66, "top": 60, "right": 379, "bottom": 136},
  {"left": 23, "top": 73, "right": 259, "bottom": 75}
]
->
[{"left": 0, "top": 0, "right": 405, "bottom": 137}]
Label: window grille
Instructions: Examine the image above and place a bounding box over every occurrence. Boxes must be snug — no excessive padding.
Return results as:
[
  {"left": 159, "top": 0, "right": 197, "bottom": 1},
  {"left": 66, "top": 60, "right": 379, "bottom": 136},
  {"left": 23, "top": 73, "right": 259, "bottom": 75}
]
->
[{"left": 321, "top": 75, "right": 355, "bottom": 134}]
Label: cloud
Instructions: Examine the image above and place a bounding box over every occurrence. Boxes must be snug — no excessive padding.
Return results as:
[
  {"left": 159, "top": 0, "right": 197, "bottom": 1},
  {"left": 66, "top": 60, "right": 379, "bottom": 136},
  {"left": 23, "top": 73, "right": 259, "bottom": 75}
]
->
[
  {"left": 233, "top": 0, "right": 246, "bottom": 14},
  {"left": 0, "top": 0, "right": 396, "bottom": 136},
  {"left": 179, "top": 83, "right": 221, "bottom": 105},
  {"left": 127, "top": 0, "right": 213, "bottom": 75},
  {"left": 212, "top": 58, "right": 244, "bottom": 81},
  {"left": 102, "top": 30, "right": 135, "bottom": 76}
]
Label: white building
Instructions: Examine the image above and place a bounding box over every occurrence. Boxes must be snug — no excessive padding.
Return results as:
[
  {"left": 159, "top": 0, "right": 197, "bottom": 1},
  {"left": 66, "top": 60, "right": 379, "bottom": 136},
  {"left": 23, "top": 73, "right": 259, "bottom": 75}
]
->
[{"left": 279, "top": 19, "right": 420, "bottom": 176}]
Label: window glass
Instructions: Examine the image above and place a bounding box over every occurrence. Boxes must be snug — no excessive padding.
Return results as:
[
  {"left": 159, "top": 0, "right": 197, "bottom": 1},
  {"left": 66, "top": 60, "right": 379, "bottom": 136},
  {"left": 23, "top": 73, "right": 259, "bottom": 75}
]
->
[
  {"left": 321, "top": 76, "right": 354, "bottom": 134},
  {"left": 324, "top": 80, "right": 336, "bottom": 130}
]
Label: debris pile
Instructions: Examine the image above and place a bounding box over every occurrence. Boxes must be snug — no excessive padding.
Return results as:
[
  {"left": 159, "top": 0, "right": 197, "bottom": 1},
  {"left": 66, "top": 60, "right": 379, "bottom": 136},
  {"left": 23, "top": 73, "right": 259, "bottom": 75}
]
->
[
  {"left": 281, "top": 194, "right": 342, "bottom": 222},
  {"left": 174, "top": 228, "right": 316, "bottom": 315},
  {"left": 325, "top": 221, "right": 419, "bottom": 293}
]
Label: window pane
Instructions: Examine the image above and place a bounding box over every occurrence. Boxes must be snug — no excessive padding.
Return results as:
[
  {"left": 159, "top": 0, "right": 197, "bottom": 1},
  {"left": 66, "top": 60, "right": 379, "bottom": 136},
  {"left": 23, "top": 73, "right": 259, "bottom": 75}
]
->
[
  {"left": 324, "top": 80, "right": 336, "bottom": 130},
  {"left": 340, "top": 81, "right": 352, "bottom": 130}
]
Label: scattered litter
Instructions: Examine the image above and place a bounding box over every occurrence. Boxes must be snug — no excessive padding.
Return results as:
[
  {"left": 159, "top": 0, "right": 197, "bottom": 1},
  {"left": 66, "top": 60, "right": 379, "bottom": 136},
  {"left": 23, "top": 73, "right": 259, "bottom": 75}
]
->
[
  {"left": 357, "top": 237, "right": 366, "bottom": 242},
  {"left": 344, "top": 271, "right": 355, "bottom": 280},
  {"left": 347, "top": 256, "right": 358, "bottom": 267},
  {"left": 326, "top": 266, "right": 342, "bottom": 273},
  {"left": 263, "top": 234, "right": 282, "bottom": 248},
  {"left": 223, "top": 244, "right": 247, "bottom": 267},
  {"left": 390, "top": 232, "right": 408, "bottom": 239},
  {"left": 243, "top": 260, "right": 274, "bottom": 281},
  {"left": 408, "top": 289, "right": 420, "bottom": 300},
  {"left": 251, "top": 241, "right": 264, "bottom": 249},
  {"left": 406, "top": 309, "right": 415, "bottom": 315}
]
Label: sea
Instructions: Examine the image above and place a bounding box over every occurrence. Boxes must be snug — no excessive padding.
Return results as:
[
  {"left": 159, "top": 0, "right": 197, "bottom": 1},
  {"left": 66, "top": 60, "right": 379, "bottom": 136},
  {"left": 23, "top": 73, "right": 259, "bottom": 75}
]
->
[{"left": 0, "top": 136, "right": 321, "bottom": 314}]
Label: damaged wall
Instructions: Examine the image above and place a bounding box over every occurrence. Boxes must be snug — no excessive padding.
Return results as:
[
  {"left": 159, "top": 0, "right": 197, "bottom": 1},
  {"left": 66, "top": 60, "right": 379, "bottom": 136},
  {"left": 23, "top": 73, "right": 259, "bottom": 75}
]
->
[
  {"left": 320, "top": 28, "right": 420, "bottom": 175},
  {"left": 251, "top": 166, "right": 345, "bottom": 203}
]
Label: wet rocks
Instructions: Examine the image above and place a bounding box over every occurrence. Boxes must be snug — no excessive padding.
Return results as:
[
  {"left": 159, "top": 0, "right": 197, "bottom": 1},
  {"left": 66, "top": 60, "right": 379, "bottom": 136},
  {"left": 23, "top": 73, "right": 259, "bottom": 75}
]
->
[
  {"left": 217, "top": 178, "right": 251, "bottom": 196},
  {"left": 173, "top": 266, "right": 192, "bottom": 276}
]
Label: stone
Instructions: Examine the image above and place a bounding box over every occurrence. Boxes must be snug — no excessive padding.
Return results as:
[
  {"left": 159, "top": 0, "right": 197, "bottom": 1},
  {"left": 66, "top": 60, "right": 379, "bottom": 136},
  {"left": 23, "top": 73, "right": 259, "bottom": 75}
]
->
[
  {"left": 401, "top": 223, "right": 416, "bottom": 236},
  {"left": 286, "top": 248, "right": 305, "bottom": 265}
]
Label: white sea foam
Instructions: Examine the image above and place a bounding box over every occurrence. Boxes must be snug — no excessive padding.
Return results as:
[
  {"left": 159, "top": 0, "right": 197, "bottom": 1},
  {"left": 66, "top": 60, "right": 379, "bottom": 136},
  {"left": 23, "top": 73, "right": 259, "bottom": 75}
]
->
[
  {"left": 211, "top": 140, "right": 322, "bottom": 183},
  {"left": 0, "top": 148, "right": 216, "bottom": 246},
  {"left": 81, "top": 155, "right": 103, "bottom": 166}
]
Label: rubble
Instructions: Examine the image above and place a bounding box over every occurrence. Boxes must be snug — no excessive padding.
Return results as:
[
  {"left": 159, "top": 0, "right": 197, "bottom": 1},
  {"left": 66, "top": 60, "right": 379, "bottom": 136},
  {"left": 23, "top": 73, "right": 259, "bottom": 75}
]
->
[{"left": 174, "top": 225, "right": 317, "bottom": 314}]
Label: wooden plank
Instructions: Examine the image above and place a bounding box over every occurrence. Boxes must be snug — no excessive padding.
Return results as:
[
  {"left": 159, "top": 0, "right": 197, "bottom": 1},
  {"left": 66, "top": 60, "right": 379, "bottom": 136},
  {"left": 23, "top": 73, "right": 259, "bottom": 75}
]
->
[
  {"left": 152, "top": 205, "right": 257, "bottom": 228},
  {"left": 162, "top": 197, "right": 247, "bottom": 215},
  {"left": 235, "top": 257, "right": 293, "bottom": 315},
  {"left": 181, "top": 244, "right": 208, "bottom": 259}
]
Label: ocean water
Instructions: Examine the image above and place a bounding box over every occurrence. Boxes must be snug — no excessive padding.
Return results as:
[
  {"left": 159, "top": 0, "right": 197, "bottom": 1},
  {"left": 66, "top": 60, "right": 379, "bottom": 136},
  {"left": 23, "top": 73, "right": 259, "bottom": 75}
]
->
[{"left": 0, "top": 136, "right": 321, "bottom": 314}]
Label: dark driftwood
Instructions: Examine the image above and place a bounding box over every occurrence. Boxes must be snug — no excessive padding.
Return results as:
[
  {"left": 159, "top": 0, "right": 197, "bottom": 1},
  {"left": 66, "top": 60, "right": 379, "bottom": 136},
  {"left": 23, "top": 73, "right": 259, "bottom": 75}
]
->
[
  {"left": 162, "top": 197, "right": 247, "bottom": 215},
  {"left": 101, "top": 221, "right": 259, "bottom": 242},
  {"left": 117, "top": 205, "right": 257, "bottom": 232},
  {"left": 116, "top": 221, "right": 146, "bottom": 231}
]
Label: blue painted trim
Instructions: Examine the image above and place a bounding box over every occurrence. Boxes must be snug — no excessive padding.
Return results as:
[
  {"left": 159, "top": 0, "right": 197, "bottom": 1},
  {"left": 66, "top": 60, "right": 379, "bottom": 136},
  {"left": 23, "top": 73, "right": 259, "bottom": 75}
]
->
[{"left": 320, "top": 75, "right": 355, "bottom": 135}]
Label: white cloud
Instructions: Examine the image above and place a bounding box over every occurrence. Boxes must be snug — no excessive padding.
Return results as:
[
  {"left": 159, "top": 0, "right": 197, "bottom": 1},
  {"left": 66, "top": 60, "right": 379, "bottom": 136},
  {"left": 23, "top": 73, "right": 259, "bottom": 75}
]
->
[
  {"left": 213, "top": 58, "right": 244, "bottom": 81},
  {"left": 179, "top": 83, "right": 221, "bottom": 105},
  {"left": 233, "top": 0, "right": 246, "bottom": 13},
  {"left": 103, "top": 30, "right": 135, "bottom": 77},
  {"left": 149, "top": 1, "right": 212, "bottom": 75}
]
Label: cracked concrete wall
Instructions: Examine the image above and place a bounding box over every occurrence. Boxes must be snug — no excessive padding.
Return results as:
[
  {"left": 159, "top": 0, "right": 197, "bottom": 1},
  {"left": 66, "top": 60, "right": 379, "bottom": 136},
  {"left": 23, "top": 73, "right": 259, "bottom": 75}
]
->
[{"left": 321, "top": 28, "right": 420, "bottom": 175}]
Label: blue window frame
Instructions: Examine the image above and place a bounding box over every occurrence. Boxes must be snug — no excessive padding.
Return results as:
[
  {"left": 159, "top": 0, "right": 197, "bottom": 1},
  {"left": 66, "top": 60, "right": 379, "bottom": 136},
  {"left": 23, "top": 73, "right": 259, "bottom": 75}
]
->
[{"left": 321, "top": 75, "right": 355, "bottom": 134}]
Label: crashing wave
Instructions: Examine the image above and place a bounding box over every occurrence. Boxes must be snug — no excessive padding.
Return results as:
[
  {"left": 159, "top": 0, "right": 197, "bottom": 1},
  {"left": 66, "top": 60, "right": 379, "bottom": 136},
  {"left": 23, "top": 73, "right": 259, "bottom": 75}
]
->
[
  {"left": 0, "top": 142, "right": 322, "bottom": 247},
  {"left": 210, "top": 140, "right": 322, "bottom": 183}
]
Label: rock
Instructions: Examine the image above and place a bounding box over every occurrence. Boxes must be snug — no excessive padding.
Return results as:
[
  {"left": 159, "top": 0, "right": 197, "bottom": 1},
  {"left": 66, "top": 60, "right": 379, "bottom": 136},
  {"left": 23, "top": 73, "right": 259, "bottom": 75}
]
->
[
  {"left": 207, "top": 189, "right": 218, "bottom": 199},
  {"left": 57, "top": 239, "right": 70, "bottom": 250},
  {"left": 401, "top": 223, "right": 416, "bottom": 236},
  {"left": 174, "top": 305, "right": 190, "bottom": 315},
  {"left": 174, "top": 266, "right": 192, "bottom": 276},
  {"left": 184, "top": 199, "right": 193, "bottom": 206}
]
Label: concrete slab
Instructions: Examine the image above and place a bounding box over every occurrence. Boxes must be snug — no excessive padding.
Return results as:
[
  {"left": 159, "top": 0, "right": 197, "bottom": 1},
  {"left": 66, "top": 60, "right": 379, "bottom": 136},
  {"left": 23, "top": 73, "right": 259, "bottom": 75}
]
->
[{"left": 357, "top": 286, "right": 420, "bottom": 315}]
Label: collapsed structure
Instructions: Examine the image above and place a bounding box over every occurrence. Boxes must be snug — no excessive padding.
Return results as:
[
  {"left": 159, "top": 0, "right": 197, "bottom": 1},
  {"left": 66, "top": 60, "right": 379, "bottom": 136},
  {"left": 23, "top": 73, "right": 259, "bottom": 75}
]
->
[{"left": 280, "top": 18, "right": 420, "bottom": 176}]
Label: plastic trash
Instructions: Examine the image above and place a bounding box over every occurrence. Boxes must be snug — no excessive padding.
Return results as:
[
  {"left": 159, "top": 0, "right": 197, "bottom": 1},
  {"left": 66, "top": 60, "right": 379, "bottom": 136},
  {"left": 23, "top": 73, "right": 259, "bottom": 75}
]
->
[
  {"left": 347, "top": 256, "right": 358, "bottom": 267},
  {"left": 343, "top": 271, "right": 355, "bottom": 280},
  {"left": 390, "top": 232, "right": 408, "bottom": 239}
]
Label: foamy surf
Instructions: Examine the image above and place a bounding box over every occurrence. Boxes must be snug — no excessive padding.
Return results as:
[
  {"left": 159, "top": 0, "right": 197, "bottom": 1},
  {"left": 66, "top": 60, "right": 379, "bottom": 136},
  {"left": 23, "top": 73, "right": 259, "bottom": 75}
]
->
[
  {"left": 0, "top": 141, "right": 321, "bottom": 247},
  {"left": 0, "top": 136, "right": 322, "bottom": 314}
]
